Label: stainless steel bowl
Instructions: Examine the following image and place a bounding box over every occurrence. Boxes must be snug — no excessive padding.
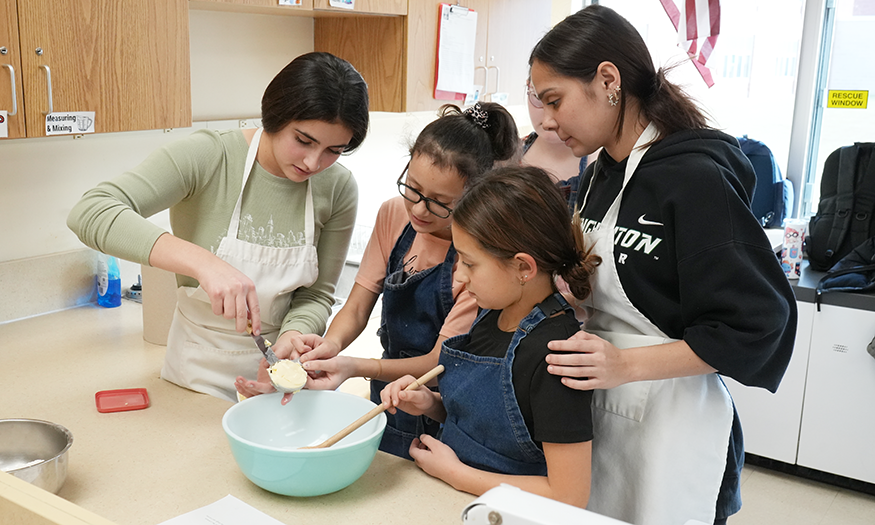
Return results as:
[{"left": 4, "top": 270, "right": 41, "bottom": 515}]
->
[{"left": 0, "top": 418, "right": 73, "bottom": 494}]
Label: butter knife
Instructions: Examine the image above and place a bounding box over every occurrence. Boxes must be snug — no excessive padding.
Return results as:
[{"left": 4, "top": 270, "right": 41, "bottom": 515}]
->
[{"left": 246, "top": 322, "right": 279, "bottom": 366}]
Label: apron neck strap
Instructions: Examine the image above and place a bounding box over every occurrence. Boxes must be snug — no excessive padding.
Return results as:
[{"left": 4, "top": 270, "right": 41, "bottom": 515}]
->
[
  {"left": 579, "top": 121, "right": 659, "bottom": 212},
  {"left": 227, "top": 128, "right": 315, "bottom": 244}
]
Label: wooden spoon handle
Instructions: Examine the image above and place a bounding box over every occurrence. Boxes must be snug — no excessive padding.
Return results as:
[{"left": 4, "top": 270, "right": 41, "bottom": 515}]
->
[{"left": 302, "top": 364, "right": 445, "bottom": 450}]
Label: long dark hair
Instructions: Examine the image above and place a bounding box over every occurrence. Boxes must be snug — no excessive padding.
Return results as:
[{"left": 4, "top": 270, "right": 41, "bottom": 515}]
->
[
  {"left": 453, "top": 166, "right": 600, "bottom": 301},
  {"left": 411, "top": 102, "right": 519, "bottom": 185},
  {"left": 529, "top": 5, "right": 708, "bottom": 140},
  {"left": 261, "top": 52, "right": 369, "bottom": 152}
]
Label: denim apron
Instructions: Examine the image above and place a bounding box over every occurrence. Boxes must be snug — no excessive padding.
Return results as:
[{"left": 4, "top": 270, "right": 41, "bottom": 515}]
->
[
  {"left": 438, "top": 293, "right": 573, "bottom": 475},
  {"left": 370, "top": 223, "right": 456, "bottom": 459}
]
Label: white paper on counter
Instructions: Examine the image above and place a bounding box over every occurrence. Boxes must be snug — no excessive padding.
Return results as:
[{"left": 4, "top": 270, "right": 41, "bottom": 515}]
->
[{"left": 156, "top": 495, "right": 285, "bottom": 525}]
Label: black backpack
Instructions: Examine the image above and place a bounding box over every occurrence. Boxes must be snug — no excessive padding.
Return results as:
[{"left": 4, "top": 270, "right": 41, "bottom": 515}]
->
[
  {"left": 815, "top": 236, "right": 875, "bottom": 310},
  {"left": 807, "top": 142, "right": 875, "bottom": 271},
  {"left": 737, "top": 136, "right": 794, "bottom": 228}
]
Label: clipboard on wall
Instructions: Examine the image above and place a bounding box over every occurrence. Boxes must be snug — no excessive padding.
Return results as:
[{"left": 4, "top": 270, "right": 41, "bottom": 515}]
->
[{"left": 434, "top": 3, "right": 478, "bottom": 101}]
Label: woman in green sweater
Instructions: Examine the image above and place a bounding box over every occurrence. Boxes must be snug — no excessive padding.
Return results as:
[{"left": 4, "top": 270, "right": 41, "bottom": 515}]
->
[{"left": 67, "top": 52, "right": 369, "bottom": 402}]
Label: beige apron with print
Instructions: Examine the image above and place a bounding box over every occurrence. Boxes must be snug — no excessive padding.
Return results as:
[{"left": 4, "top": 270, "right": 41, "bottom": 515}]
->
[
  {"left": 580, "top": 123, "right": 733, "bottom": 525},
  {"left": 161, "top": 128, "right": 319, "bottom": 402}
]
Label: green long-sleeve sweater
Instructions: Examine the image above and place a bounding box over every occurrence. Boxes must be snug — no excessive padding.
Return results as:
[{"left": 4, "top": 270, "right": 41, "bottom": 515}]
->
[{"left": 67, "top": 128, "right": 358, "bottom": 336}]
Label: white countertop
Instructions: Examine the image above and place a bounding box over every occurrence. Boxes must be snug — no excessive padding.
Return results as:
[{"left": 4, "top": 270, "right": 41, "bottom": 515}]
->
[{"left": 0, "top": 302, "right": 473, "bottom": 525}]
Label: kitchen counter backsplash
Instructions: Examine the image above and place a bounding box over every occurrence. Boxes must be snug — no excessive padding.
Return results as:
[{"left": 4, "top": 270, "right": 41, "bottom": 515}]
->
[{"left": 0, "top": 249, "right": 98, "bottom": 324}]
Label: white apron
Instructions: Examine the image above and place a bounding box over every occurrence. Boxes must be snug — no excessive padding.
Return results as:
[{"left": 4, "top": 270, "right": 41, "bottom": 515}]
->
[
  {"left": 580, "top": 123, "right": 734, "bottom": 525},
  {"left": 161, "top": 128, "right": 320, "bottom": 402}
]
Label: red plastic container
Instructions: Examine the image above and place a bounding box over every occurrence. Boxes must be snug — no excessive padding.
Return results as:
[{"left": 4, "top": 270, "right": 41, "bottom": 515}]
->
[{"left": 95, "top": 388, "right": 150, "bottom": 413}]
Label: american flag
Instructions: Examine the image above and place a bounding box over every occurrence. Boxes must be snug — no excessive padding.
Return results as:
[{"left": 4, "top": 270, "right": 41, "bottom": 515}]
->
[{"left": 659, "top": 0, "right": 721, "bottom": 87}]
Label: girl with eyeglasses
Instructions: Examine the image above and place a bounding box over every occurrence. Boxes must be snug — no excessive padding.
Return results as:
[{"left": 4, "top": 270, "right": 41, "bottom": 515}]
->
[{"left": 238, "top": 102, "right": 519, "bottom": 460}]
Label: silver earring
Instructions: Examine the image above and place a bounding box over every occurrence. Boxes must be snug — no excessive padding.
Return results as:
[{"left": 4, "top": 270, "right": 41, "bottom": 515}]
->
[{"left": 608, "top": 85, "right": 621, "bottom": 107}]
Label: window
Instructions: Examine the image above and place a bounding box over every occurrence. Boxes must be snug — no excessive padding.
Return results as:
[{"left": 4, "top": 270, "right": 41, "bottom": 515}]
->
[
  {"left": 804, "top": 0, "right": 875, "bottom": 214},
  {"left": 595, "top": 0, "right": 806, "bottom": 180}
]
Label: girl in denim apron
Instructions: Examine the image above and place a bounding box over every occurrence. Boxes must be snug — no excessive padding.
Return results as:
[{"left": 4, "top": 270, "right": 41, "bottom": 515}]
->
[
  {"left": 529, "top": 6, "right": 796, "bottom": 524},
  {"left": 269, "top": 103, "right": 521, "bottom": 459},
  {"left": 381, "top": 166, "right": 601, "bottom": 508}
]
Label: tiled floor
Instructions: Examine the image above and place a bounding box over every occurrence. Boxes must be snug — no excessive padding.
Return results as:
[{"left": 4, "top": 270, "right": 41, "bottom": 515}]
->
[{"left": 732, "top": 464, "right": 875, "bottom": 525}]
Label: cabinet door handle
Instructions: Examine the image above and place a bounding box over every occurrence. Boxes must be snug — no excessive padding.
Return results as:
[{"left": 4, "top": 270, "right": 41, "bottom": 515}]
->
[
  {"left": 2, "top": 64, "right": 16, "bottom": 115},
  {"left": 475, "top": 66, "right": 488, "bottom": 97},
  {"left": 40, "top": 64, "right": 52, "bottom": 115},
  {"left": 486, "top": 65, "right": 500, "bottom": 97}
]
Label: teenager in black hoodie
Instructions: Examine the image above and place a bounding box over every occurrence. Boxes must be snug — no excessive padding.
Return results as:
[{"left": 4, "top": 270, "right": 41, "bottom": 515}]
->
[{"left": 529, "top": 6, "right": 796, "bottom": 525}]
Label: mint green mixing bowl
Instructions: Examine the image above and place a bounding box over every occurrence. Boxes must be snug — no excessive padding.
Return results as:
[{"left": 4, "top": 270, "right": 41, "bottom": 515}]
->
[{"left": 222, "top": 390, "right": 386, "bottom": 497}]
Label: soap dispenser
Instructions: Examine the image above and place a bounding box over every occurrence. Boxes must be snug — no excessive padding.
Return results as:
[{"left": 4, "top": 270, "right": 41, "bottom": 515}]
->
[{"left": 97, "top": 253, "right": 122, "bottom": 308}]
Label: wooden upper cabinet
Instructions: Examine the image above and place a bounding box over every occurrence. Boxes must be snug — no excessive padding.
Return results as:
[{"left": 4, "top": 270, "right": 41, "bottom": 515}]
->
[
  {"left": 313, "top": 0, "right": 406, "bottom": 16},
  {"left": 6, "top": 0, "right": 191, "bottom": 138},
  {"left": 315, "top": 15, "right": 406, "bottom": 112},
  {"left": 0, "top": 0, "right": 26, "bottom": 138}
]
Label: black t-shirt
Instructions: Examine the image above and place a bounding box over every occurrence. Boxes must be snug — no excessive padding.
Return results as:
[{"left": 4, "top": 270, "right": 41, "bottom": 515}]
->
[
  {"left": 576, "top": 129, "right": 796, "bottom": 392},
  {"left": 465, "top": 306, "right": 593, "bottom": 445}
]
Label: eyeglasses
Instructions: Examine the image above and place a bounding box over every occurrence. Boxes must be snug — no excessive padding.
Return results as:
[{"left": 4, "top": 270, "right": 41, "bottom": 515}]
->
[
  {"left": 396, "top": 164, "right": 454, "bottom": 219},
  {"left": 526, "top": 82, "right": 543, "bottom": 109}
]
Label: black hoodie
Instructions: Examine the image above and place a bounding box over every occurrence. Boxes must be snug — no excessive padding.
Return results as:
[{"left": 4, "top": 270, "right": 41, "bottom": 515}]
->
[{"left": 576, "top": 128, "right": 796, "bottom": 393}]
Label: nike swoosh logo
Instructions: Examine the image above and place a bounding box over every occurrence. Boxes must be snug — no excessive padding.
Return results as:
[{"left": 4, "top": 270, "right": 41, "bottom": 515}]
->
[{"left": 638, "top": 214, "right": 664, "bottom": 227}]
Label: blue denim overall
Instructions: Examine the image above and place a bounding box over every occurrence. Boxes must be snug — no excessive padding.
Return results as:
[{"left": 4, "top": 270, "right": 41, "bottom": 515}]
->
[
  {"left": 438, "top": 293, "right": 572, "bottom": 475},
  {"left": 371, "top": 223, "right": 456, "bottom": 459}
]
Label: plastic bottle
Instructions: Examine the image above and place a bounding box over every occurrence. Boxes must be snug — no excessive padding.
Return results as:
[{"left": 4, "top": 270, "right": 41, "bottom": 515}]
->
[{"left": 97, "top": 254, "right": 122, "bottom": 308}]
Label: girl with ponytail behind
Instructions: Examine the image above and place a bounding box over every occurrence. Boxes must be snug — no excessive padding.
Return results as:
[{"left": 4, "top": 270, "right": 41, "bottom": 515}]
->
[
  {"left": 528, "top": 4, "right": 795, "bottom": 525},
  {"left": 381, "top": 165, "right": 599, "bottom": 507}
]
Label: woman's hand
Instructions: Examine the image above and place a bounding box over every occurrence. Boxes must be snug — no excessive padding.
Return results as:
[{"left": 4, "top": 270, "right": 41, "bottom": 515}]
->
[
  {"left": 409, "top": 435, "right": 467, "bottom": 488},
  {"left": 380, "top": 375, "right": 440, "bottom": 417},
  {"left": 234, "top": 330, "right": 311, "bottom": 405},
  {"left": 271, "top": 330, "right": 313, "bottom": 362},
  {"left": 194, "top": 257, "right": 261, "bottom": 335},
  {"left": 547, "top": 332, "right": 716, "bottom": 390},
  {"left": 147, "top": 233, "right": 264, "bottom": 334},
  {"left": 545, "top": 330, "right": 632, "bottom": 390}
]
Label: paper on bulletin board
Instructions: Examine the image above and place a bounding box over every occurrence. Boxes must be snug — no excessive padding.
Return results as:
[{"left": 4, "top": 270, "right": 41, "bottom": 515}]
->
[
  {"left": 435, "top": 3, "right": 477, "bottom": 95},
  {"left": 0, "top": 110, "right": 7, "bottom": 138},
  {"left": 45, "top": 111, "right": 95, "bottom": 136},
  {"left": 157, "top": 495, "right": 285, "bottom": 525}
]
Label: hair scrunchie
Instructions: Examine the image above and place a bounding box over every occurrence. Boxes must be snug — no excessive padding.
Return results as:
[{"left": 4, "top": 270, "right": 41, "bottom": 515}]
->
[{"left": 463, "top": 102, "right": 490, "bottom": 130}]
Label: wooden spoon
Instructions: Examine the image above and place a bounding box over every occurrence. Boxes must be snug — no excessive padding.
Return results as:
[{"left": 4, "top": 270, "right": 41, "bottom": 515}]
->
[{"left": 300, "top": 364, "right": 445, "bottom": 450}]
